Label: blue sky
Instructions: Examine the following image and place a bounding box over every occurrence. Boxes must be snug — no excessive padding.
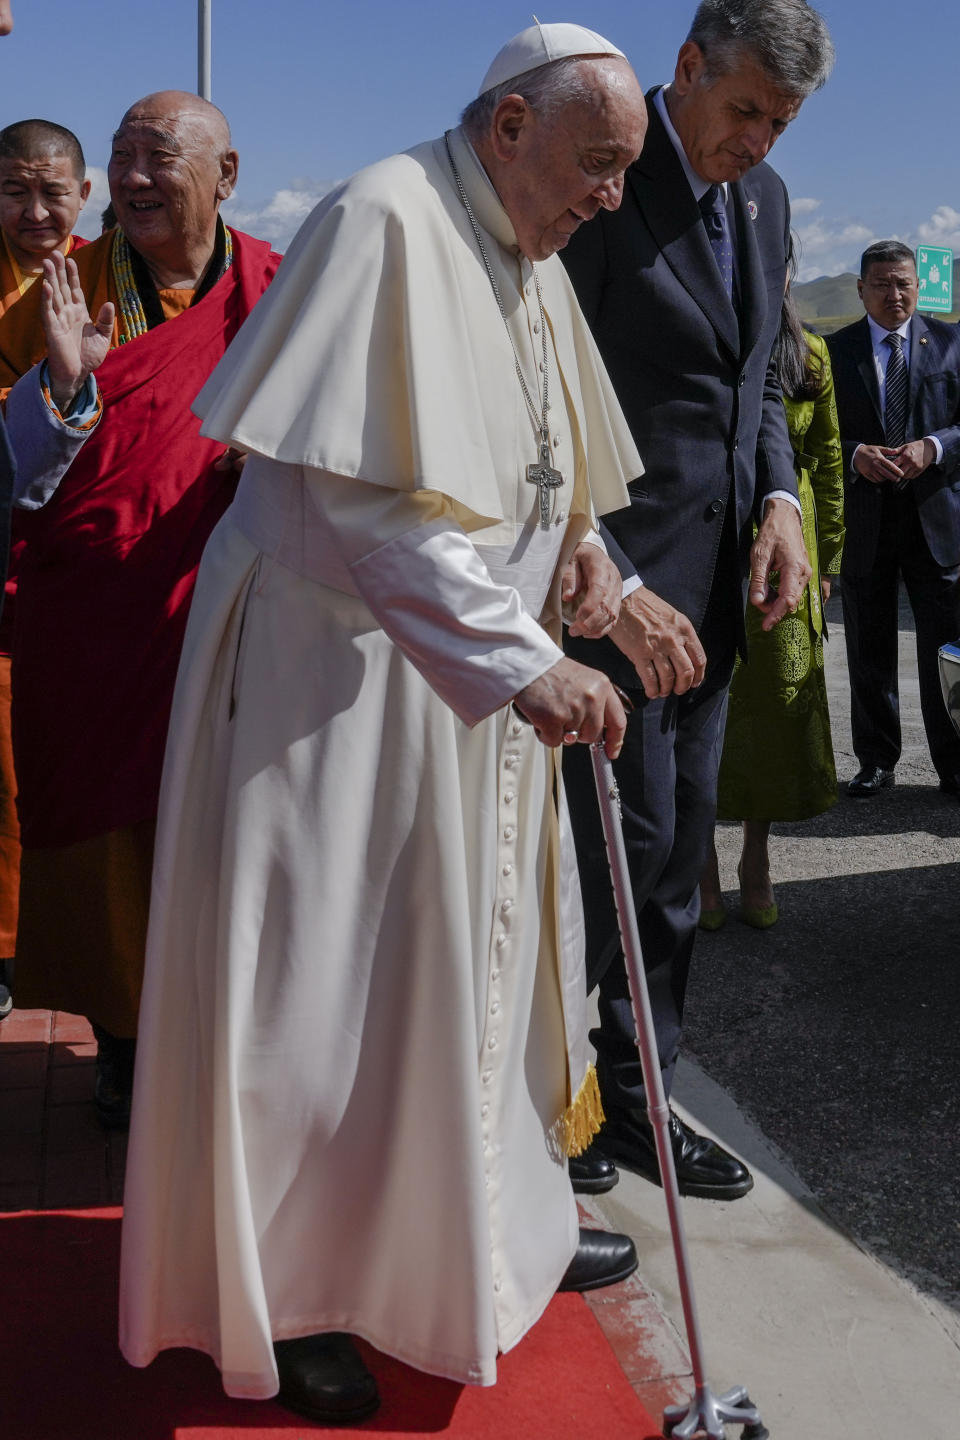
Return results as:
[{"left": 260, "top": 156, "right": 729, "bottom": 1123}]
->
[{"left": 2, "top": 1, "right": 957, "bottom": 279}]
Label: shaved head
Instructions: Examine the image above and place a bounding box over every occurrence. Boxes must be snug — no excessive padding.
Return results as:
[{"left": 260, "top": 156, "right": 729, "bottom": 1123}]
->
[
  {"left": 116, "top": 91, "right": 232, "bottom": 151},
  {"left": 0, "top": 119, "right": 85, "bottom": 180}
]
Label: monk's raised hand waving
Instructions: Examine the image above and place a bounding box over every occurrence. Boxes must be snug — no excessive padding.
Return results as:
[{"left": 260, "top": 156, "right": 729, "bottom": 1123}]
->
[{"left": 41, "top": 250, "right": 115, "bottom": 414}]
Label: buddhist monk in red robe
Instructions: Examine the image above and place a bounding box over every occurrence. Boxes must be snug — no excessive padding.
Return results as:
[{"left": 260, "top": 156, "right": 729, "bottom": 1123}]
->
[{"left": 0, "top": 92, "right": 281, "bottom": 1121}]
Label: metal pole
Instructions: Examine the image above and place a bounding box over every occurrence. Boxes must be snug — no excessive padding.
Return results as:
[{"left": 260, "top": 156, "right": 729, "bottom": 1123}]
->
[{"left": 198, "top": 0, "right": 212, "bottom": 100}]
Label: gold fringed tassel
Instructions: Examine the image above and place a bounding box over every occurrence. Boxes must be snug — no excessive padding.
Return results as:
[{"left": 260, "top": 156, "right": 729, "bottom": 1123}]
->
[{"left": 561, "top": 1063, "right": 604, "bottom": 1158}]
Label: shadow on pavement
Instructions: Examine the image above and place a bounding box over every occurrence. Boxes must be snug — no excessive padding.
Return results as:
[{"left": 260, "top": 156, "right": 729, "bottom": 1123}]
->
[
  {"left": 766, "top": 785, "right": 960, "bottom": 842},
  {"left": 684, "top": 860, "right": 960, "bottom": 1320}
]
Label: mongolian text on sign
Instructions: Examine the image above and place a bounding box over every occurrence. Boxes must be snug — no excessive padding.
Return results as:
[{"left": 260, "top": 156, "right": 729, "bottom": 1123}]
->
[{"left": 916, "top": 246, "right": 953, "bottom": 314}]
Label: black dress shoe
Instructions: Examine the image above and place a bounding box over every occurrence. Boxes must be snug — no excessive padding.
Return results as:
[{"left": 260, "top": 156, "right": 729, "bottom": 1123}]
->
[
  {"left": 558, "top": 1226, "right": 638, "bottom": 1293},
  {"left": 596, "top": 1108, "right": 753, "bottom": 1200},
  {"left": 92, "top": 1023, "right": 136, "bottom": 1131},
  {"left": 274, "top": 1333, "right": 379, "bottom": 1424},
  {"left": 846, "top": 765, "right": 895, "bottom": 798},
  {"left": 569, "top": 1144, "right": 619, "bottom": 1194}
]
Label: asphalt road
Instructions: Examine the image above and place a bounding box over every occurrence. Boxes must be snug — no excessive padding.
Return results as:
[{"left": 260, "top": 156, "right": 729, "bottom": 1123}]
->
[{"left": 682, "top": 582, "right": 960, "bottom": 1313}]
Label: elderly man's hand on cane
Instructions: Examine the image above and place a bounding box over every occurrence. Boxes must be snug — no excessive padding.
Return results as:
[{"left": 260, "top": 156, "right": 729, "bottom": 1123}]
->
[{"left": 514, "top": 659, "right": 627, "bottom": 759}]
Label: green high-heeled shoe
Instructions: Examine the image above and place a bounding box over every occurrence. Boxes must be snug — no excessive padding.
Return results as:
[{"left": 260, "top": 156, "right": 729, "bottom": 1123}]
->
[
  {"left": 737, "top": 863, "right": 778, "bottom": 929},
  {"left": 698, "top": 903, "right": 728, "bottom": 932}
]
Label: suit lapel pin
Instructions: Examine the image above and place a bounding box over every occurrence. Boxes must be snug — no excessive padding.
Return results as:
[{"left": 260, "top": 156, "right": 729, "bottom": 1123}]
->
[
  {"left": 747, "top": 200, "right": 758, "bottom": 220},
  {"left": 920, "top": 336, "right": 928, "bottom": 345}
]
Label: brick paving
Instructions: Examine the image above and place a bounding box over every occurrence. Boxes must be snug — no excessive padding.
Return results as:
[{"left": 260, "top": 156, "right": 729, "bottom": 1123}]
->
[{"left": 0, "top": 1008, "right": 127, "bottom": 1212}]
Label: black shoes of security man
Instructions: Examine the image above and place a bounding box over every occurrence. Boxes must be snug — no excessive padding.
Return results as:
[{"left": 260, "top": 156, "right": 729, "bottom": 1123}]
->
[
  {"left": 846, "top": 765, "right": 895, "bottom": 797},
  {"left": 848, "top": 766, "right": 960, "bottom": 800},
  {"left": 572, "top": 1108, "right": 753, "bottom": 1201},
  {"left": 273, "top": 1229, "right": 637, "bottom": 1423}
]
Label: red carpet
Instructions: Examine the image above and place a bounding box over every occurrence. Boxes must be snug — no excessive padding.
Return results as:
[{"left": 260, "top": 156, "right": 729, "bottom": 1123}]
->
[{"left": 2, "top": 1209, "right": 663, "bottom": 1439}]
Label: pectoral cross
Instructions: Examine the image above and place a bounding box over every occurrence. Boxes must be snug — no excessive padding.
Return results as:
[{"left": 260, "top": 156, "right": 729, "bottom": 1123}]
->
[{"left": 526, "top": 442, "right": 563, "bottom": 529}]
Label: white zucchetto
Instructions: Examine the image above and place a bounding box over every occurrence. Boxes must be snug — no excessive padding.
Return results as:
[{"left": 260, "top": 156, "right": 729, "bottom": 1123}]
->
[{"left": 478, "top": 20, "right": 626, "bottom": 95}]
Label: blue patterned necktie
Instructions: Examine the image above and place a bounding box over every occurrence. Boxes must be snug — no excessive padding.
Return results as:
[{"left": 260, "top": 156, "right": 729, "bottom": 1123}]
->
[
  {"left": 699, "top": 184, "right": 734, "bottom": 300},
  {"left": 883, "top": 332, "right": 908, "bottom": 446}
]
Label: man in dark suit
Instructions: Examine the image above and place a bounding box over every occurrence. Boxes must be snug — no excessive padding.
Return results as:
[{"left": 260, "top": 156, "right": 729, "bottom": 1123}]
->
[
  {"left": 558, "top": 0, "right": 834, "bottom": 1200},
  {"left": 827, "top": 241, "right": 960, "bottom": 798}
]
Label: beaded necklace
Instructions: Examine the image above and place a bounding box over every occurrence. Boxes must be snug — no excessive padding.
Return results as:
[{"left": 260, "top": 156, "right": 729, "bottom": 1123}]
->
[{"left": 110, "top": 223, "right": 234, "bottom": 345}]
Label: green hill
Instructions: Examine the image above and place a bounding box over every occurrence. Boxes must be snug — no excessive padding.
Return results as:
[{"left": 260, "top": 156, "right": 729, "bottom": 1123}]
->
[{"left": 793, "top": 271, "right": 859, "bottom": 323}]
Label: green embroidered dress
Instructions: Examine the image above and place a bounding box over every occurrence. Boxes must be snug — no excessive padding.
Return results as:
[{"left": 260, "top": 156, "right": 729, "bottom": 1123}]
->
[{"left": 717, "top": 331, "right": 845, "bottom": 821}]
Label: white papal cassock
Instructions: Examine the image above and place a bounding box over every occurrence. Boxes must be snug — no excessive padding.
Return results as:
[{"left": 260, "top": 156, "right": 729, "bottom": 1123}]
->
[{"left": 119, "top": 126, "right": 642, "bottom": 1397}]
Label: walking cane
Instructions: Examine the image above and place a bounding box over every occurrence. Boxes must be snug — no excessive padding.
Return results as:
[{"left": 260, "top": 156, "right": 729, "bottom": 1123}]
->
[{"left": 589, "top": 735, "right": 769, "bottom": 1440}]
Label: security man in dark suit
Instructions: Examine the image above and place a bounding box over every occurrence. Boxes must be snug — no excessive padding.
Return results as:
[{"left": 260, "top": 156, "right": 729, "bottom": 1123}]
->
[
  {"left": 827, "top": 240, "right": 960, "bottom": 798},
  {"left": 558, "top": 0, "right": 835, "bottom": 1200}
]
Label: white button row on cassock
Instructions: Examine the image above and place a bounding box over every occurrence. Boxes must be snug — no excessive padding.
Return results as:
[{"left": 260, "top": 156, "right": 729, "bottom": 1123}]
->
[{"left": 480, "top": 717, "right": 526, "bottom": 1298}]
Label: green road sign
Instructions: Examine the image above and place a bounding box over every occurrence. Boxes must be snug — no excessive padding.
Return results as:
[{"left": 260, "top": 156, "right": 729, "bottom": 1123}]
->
[{"left": 916, "top": 245, "right": 953, "bottom": 313}]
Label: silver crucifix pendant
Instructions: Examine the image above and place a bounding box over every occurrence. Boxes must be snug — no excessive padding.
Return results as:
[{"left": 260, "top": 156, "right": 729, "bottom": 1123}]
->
[{"left": 526, "top": 444, "right": 563, "bottom": 529}]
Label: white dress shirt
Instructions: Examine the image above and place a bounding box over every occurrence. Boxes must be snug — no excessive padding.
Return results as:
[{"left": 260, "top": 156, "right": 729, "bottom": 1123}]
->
[{"left": 859, "top": 313, "right": 942, "bottom": 465}]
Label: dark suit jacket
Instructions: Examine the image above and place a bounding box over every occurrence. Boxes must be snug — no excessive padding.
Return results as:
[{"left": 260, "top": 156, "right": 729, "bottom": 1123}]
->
[
  {"left": 826, "top": 312, "right": 960, "bottom": 575},
  {"left": 561, "top": 88, "right": 797, "bottom": 682}
]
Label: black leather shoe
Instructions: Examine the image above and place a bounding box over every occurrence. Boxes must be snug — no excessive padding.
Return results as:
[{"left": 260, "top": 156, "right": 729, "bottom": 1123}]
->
[
  {"left": 596, "top": 1108, "right": 753, "bottom": 1200},
  {"left": 274, "top": 1333, "right": 380, "bottom": 1425},
  {"left": 847, "top": 765, "right": 895, "bottom": 797},
  {"left": 92, "top": 1024, "right": 136, "bottom": 1131},
  {"left": 557, "top": 1226, "right": 638, "bottom": 1293},
  {"left": 569, "top": 1144, "right": 619, "bottom": 1194}
]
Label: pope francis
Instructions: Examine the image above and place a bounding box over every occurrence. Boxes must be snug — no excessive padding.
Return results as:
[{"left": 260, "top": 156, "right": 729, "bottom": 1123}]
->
[{"left": 120, "top": 21, "right": 649, "bottom": 1425}]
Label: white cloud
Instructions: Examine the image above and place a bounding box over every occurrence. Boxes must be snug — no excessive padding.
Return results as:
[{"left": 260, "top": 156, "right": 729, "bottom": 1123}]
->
[
  {"left": 915, "top": 205, "right": 960, "bottom": 253},
  {"left": 792, "top": 203, "right": 960, "bottom": 283},
  {"left": 222, "top": 180, "right": 336, "bottom": 250},
  {"left": 792, "top": 217, "right": 874, "bottom": 282},
  {"left": 74, "top": 166, "right": 111, "bottom": 241}
]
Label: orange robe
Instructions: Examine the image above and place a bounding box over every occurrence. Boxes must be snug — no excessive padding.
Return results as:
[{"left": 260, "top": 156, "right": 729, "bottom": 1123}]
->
[{"left": 0, "top": 230, "right": 87, "bottom": 956}]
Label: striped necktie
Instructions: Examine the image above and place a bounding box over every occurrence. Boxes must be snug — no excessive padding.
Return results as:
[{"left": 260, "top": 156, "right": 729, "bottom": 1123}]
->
[
  {"left": 699, "top": 184, "right": 734, "bottom": 300},
  {"left": 883, "top": 332, "right": 908, "bottom": 446}
]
